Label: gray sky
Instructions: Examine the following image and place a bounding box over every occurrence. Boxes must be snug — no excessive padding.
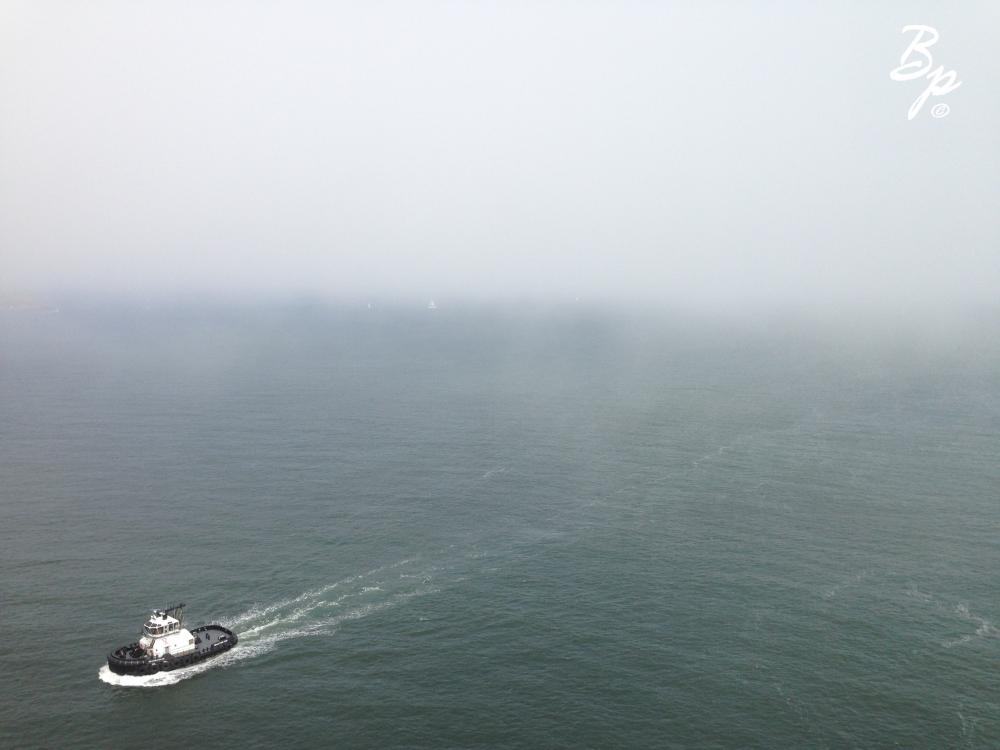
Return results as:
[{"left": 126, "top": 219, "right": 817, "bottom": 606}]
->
[{"left": 1, "top": 1, "right": 997, "bottom": 311}]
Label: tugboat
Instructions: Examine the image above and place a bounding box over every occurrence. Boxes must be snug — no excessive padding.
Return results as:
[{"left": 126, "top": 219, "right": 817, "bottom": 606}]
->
[{"left": 107, "top": 603, "right": 237, "bottom": 676}]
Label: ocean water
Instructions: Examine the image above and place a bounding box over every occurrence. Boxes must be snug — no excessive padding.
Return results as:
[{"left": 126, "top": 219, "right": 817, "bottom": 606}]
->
[{"left": 1, "top": 305, "right": 998, "bottom": 749}]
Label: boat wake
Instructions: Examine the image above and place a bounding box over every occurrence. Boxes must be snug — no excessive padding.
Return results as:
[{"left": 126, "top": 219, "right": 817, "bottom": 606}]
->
[
  {"left": 942, "top": 603, "right": 998, "bottom": 649},
  {"left": 98, "top": 557, "right": 439, "bottom": 688}
]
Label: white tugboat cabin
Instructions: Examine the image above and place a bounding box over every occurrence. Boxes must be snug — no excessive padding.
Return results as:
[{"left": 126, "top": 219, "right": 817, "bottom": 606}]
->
[{"left": 139, "top": 607, "right": 196, "bottom": 658}]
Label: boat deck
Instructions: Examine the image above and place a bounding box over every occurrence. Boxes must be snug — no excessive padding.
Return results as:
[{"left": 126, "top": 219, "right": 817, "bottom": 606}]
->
[{"left": 189, "top": 625, "right": 234, "bottom": 656}]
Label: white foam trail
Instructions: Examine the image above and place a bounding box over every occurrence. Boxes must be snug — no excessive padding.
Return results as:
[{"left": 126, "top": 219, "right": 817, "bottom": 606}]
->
[
  {"left": 238, "top": 587, "right": 363, "bottom": 637},
  {"left": 224, "top": 559, "right": 416, "bottom": 629},
  {"left": 956, "top": 603, "right": 997, "bottom": 637},
  {"left": 98, "top": 559, "right": 432, "bottom": 688},
  {"left": 943, "top": 635, "right": 974, "bottom": 649},
  {"left": 940, "top": 603, "right": 998, "bottom": 648}
]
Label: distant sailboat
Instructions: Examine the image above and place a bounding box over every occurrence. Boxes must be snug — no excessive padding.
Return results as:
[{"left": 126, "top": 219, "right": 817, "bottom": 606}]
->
[{"left": 427, "top": 300, "right": 438, "bottom": 310}]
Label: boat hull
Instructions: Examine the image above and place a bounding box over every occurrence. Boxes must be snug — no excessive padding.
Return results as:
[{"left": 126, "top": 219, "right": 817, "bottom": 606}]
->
[{"left": 107, "top": 625, "right": 237, "bottom": 676}]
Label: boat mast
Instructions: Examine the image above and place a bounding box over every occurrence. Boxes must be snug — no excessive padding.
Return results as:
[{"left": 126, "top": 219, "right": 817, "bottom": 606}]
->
[{"left": 162, "top": 602, "right": 186, "bottom": 627}]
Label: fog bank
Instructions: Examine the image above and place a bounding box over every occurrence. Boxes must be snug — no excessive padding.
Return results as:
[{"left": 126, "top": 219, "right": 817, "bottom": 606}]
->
[{"left": 2, "top": 2, "right": 997, "bottom": 314}]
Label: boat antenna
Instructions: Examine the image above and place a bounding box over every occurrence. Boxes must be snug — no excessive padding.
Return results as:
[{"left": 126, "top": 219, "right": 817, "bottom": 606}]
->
[{"left": 163, "top": 602, "right": 186, "bottom": 626}]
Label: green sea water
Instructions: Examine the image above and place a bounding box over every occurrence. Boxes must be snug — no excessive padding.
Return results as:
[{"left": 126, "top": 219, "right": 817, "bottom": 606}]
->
[{"left": 1, "top": 306, "right": 998, "bottom": 749}]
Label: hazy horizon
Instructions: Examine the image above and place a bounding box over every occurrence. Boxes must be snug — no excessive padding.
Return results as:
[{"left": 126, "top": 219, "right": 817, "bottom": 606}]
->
[{"left": 2, "top": 2, "right": 997, "bottom": 315}]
